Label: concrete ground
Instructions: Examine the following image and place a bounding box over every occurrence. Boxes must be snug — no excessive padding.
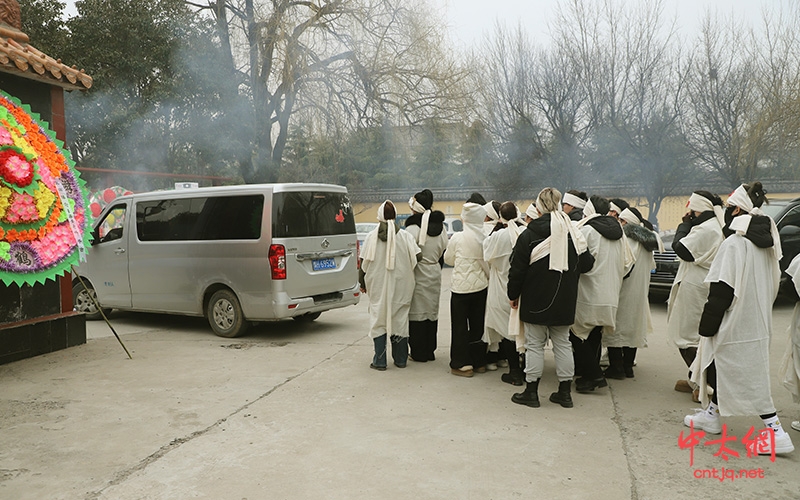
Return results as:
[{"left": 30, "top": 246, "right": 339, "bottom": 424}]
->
[{"left": 1, "top": 268, "right": 799, "bottom": 500}]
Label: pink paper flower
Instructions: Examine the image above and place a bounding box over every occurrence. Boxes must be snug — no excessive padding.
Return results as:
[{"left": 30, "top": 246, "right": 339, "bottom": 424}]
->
[{"left": 4, "top": 192, "right": 38, "bottom": 223}]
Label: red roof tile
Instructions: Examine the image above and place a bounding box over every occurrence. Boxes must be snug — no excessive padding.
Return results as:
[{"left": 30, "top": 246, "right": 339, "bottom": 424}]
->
[{"left": 0, "top": 23, "right": 92, "bottom": 91}]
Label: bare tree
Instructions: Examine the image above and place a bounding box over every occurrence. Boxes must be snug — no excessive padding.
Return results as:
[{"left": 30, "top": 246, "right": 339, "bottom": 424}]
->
[
  {"left": 187, "top": 0, "right": 469, "bottom": 182},
  {"left": 684, "top": 13, "right": 769, "bottom": 189},
  {"left": 553, "top": 0, "right": 694, "bottom": 221},
  {"left": 751, "top": 4, "right": 800, "bottom": 182},
  {"left": 532, "top": 43, "right": 593, "bottom": 189}
]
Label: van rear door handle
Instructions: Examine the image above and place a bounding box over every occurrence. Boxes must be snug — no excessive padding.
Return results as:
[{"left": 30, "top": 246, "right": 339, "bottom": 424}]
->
[
  {"left": 295, "top": 249, "right": 352, "bottom": 261},
  {"left": 114, "top": 248, "right": 126, "bottom": 255}
]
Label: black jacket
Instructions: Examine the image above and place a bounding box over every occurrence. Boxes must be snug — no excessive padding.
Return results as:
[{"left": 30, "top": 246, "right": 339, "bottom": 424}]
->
[
  {"left": 405, "top": 211, "right": 445, "bottom": 237},
  {"left": 568, "top": 209, "right": 583, "bottom": 222},
  {"left": 584, "top": 215, "right": 623, "bottom": 241},
  {"left": 507, "top": 214, "right": 595, "bottom": 326}
]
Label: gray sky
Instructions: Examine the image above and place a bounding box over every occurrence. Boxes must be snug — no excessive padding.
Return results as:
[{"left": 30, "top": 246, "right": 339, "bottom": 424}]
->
[{"left": 444, "top": 0, "right": 777, "bottom": 48}]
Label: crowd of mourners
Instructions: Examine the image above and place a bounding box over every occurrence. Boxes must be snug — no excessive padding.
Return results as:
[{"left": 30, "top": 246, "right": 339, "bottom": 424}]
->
[{"left": 357, "top": 183, "right": 800, "bottom": 457}]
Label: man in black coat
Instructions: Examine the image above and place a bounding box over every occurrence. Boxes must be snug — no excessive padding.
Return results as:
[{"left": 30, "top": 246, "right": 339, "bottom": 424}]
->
[{"left": 507, "top": 188, "right": 594, "bottom": 408}]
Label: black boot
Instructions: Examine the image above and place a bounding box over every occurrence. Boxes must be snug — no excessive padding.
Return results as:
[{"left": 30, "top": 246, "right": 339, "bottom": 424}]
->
[
  {"left": 512, "top": 380, "right": 540, "bottom": 407},
  {"left": 623, "top": 347, "right": 636, "bottom": 378},
  {"left": 603, "top": 347, "right": 626, "bottom": 380},
  {"left": 549, "top": 380, "right": 573, "bottom": 408},
  {"left": 501, "top": 369, "right": 524, "bottom": 386},
  {"left": 575, "top": 376, "right": 608, "bottom": 393}
]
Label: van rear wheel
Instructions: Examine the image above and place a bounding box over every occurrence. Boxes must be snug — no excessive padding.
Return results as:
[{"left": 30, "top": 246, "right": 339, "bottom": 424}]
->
[
  {"left": 207, "top": 289, "right": 249, "bottom": 338},
  {"left": 72, "top": 281, "right": 111, "bottom": 320}
]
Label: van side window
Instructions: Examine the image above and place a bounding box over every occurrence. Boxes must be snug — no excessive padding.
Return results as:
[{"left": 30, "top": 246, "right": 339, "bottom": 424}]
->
[
  {"left": 136, "top": 195, "right": 264, "bottom": 241},
  {"left": 97, "top": 205, "right": 126, "bottom": 244},
  {"left": 272, "top": 192, "right": 355, "bottom": 237}
]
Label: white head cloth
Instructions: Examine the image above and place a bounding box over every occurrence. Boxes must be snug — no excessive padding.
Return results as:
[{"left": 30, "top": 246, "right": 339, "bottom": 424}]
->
[
  {"left": 500, "top": 211, "right": 522, "bottom": 246},
  {"left": 727, "top": 185, "right": 754, "bottom": 214},
  {"left": 609, "top": 202, "right": 623, "bottom": 215},
  {"left": 483, "top": 201, "right": 499, "bottom": 222},
  {"left": 536, "top": 188, "right": 586, "bottom": 271},
  {"left": 563, "top": 193, "right": 587, "bottom": 210},
  {"left": 619, "top": 208, "right": 641, "bottom": 227},
  {"left": 727, "top": 184, "right": 782, "bottom": 261},
  {"left": 525, "top": 203, "right": 539, "bottom": 220},
  {"left": 688, "top": 192, "right": 725, "bottom": 229},
  {"left": 376, "top": 201, "right": 396, "bottom": 270},
  {"left": 688, "top": 192, "right": 714, "bottom": 213},
  {"left": 408, "top": 196, "right": 431, "bottom": 247},
  {"left": 583, "top": 199, "right": 596, "bottom": 218}
]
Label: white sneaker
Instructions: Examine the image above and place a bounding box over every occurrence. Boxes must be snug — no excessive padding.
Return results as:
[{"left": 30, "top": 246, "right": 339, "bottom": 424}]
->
[
  {"left": 497, "top": 359, "right": 509, "bottom": 368},
  {"left": 759, "top": 431, "right": 795, "bottom": 455},
  {"left": 486, "top": 363, "right": 498, "bottom": 371},
  {"left": 684, "top": 409, "right": 722, "bottom": 434},
  {"left": 791, "top": 421, "right": 800, "bottom": 432}
]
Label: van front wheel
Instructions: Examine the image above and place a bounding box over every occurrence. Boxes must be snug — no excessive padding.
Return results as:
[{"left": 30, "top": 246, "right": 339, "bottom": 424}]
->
[
  {"left": 207, "top": 289, "right": 249, "bottom": 338},
  {"left": 72, "top": 281, "right": 111, "bottom": 320}
]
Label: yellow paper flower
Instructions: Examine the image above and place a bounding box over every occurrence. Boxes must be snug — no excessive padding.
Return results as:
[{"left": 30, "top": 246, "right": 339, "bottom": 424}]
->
[
  {"left": 33, "top": 181, "right": 55, "bottom": 218},
  {"left": 0, "top": 185, "right": 10, "bottom": 219},
  {"left": 10, "top": 128, "right": 37, "bottom": 159}
]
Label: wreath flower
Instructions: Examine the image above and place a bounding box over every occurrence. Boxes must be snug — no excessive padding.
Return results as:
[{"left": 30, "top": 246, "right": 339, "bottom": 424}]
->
[{"left": 0, "top": 148, "right": 34, "bottom": 188}]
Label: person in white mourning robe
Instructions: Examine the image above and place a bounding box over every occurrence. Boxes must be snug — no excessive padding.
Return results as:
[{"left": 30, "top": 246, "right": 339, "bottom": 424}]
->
[
  {"left": 482, "top": 202, "right": 524, "bottom": 385},
  {"left": 405, "top": 189, "right": 449, "bottom": 362},
  {"left": 603, "top": 207, "right": 660, "bottom": 379},
  {"left": 667, "top": 191, "right": 725, "bottom": 401},
  {"left": 779, "top": 254, "right": 800, "bottom": 434},
  {"left": 571, "top": 195, "right": 633, "bottom": 393},
  {"left": 359, "top": 200, "right": 422, "bottom": 370},
  {"left": 685, "top": 182, "right": 794, "bottom": 456},
  {"left": 445, "top": 193, "right": 490, "bottom": 377}
]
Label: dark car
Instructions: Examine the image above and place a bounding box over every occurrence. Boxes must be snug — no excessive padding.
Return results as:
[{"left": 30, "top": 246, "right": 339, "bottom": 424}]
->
[
  {"left": 760, "top": 198, "right": 800, "bottom": 275},
  {"left": 649, "top": 230, "right": 677, "bottom": 302},
  {"left": 648, "top": 197, "right": 800, "bottom": 302}
]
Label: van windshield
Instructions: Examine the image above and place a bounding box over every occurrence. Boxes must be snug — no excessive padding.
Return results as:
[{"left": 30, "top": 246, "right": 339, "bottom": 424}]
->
[{"left": 272, "top": 191, "right": 355, "bottom": 237}]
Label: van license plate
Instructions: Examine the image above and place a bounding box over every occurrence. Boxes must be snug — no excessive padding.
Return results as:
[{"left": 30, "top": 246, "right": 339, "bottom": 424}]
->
[{"left": 312, "top": 258, "right": 336, "bottom": 271}]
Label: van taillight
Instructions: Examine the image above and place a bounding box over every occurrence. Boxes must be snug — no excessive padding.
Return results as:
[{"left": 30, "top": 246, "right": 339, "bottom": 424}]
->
[{"left": 269, "top": 244, "right": 286, "bottom": 280}]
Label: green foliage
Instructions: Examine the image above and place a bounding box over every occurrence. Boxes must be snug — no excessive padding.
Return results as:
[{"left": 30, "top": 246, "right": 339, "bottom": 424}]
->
[
  {"left": 19, "top": 0, "right": 68, "bottom": 59},
  {"left": 56, "top": 0, "right": 247, "bottom": 188}
]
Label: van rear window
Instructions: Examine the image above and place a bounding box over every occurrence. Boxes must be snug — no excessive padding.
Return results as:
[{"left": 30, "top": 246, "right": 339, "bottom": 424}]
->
[
  {"left": 272, "top": 192, "right": 355, "bottom": 238},
  {"left": 137, "top": 195, "right": 264, "bottom": 241}
]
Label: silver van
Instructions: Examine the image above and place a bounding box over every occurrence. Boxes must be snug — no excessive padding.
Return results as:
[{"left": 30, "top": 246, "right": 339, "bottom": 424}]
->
[{"left": 72, "top": 183, "right": 360, "bottom": 337}]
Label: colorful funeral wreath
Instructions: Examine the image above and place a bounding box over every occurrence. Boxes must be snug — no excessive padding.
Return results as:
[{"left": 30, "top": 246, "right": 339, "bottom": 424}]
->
[{"left": 0, "top": 90, "right": 91, "bottom": 286}]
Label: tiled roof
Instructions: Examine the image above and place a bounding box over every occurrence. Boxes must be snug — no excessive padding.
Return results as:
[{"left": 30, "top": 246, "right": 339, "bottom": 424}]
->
[{"left": 0, "top": 24, "right": 92, "bottom": 91}]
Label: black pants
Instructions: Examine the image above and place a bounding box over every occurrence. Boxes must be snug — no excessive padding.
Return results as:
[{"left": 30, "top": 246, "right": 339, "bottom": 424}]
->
[
  {"left": 449, "top": 289, "right": 487, "bottom": 370},
  {"left": 499, "top": 338, "right": 521, "bottom": 371},
  {"left": 570, "top": 326, "right": 603, "bottom": 380},
  {"left": 409, "top": 320, "right": 438, "bottom": 361}
]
